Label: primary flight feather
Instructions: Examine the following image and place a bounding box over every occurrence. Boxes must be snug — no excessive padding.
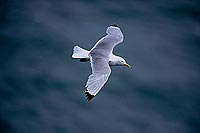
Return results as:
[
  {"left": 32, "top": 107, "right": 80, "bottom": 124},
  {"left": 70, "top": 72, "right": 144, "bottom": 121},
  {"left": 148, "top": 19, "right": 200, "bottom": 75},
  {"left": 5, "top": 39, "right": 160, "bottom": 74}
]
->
[{"left": 72, "top": 24, "right": 130, "bottom": 101}]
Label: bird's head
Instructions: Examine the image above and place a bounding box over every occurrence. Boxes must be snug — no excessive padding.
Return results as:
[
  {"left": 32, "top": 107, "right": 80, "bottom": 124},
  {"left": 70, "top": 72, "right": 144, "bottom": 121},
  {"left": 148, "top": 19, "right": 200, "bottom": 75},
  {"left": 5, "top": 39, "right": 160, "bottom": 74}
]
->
[{"left": 114, "top": 56, "right": 130, "bottom": 67}]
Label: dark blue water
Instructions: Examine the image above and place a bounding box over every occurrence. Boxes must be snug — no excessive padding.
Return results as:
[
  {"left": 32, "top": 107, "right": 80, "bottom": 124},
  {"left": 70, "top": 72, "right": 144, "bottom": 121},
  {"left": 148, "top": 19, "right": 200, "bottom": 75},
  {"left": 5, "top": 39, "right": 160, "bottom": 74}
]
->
[{"left": 0, "top": 0, "right": 200, "bottom": 133}]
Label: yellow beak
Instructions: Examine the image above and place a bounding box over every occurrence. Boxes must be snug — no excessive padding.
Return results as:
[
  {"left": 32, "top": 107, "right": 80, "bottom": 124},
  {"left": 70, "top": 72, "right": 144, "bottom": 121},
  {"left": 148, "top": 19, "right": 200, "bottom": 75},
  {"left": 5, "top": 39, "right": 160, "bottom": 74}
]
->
[{"left": 124, "top": 63, "right": 131, "bottom": 67}]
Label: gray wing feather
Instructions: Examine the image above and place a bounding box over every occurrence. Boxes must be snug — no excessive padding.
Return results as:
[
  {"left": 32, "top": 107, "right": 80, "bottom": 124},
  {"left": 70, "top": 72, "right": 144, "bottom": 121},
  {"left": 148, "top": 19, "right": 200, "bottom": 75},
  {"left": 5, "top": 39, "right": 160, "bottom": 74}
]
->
[
  {"left": 85, "top": 55, "right": 111, "bottom": 97},
  {"left": 90, "top": 35, "right": 122, "bottom": 58}
]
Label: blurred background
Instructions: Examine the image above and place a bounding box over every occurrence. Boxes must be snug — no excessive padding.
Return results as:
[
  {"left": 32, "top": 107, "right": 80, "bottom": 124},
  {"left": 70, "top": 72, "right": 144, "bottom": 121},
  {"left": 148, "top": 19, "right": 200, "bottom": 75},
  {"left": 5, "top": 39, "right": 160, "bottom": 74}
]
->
[{"left": 0, "top": 0, "right": 200, "bottom": 133}]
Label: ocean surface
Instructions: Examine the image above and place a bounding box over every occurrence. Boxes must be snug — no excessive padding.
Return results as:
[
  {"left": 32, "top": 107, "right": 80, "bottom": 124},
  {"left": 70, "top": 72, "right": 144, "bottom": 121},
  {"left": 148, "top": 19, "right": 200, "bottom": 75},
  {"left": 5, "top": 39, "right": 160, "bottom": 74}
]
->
[{"left": 0, "top": 0, "right": 200, "bottom": 133}]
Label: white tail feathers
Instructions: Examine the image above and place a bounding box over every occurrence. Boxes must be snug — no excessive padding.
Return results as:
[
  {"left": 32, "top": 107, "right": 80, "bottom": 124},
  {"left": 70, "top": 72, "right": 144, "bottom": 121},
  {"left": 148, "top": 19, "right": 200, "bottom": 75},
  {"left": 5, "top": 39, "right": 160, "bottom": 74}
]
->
[{"left": 72, "top": 45, "right": 89, "bottom": 58}]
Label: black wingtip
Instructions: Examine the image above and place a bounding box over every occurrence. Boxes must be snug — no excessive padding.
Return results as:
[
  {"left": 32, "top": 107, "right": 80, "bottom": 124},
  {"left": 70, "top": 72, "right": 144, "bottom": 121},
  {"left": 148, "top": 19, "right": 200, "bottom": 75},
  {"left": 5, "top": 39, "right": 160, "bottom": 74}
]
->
[
  {"left": 85, "top": 91, "right": 95, "bottom": 101},
  {"left": 110, "top": 24, "right": 119, "bottom": 27},
  {"left": 80, "top": 58, "right": 90, "bottom": 62}
]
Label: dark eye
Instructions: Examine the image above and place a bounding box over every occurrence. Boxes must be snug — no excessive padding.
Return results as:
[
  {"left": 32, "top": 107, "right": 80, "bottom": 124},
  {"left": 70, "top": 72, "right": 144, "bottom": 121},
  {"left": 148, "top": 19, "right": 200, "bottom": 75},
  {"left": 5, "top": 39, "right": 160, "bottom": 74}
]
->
[{"left": 121, "top": 61, "right": 124, "bottom": 63}]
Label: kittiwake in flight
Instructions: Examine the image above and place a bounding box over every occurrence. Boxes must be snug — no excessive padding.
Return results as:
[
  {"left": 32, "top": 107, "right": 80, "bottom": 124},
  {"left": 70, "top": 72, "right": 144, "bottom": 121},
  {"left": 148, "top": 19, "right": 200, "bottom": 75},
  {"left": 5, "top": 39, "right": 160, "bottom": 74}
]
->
[{"left": 72, "top": 24, "right": 130, "bottom": 101}]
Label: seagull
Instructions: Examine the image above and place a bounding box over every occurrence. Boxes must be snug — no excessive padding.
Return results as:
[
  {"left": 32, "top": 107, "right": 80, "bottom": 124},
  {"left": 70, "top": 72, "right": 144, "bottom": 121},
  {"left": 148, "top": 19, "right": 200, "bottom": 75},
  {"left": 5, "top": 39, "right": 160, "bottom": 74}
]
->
[{"left": 72, "top": 24, "right": 130, "bottom": 101}]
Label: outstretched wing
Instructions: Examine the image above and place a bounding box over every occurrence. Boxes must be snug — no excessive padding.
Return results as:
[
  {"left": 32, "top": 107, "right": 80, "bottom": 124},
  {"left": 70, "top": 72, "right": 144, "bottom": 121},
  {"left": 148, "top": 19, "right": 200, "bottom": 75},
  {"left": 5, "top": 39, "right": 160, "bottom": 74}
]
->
[
  {"left": 85, "top": 55, "right": 111, "bottom": 101},
  {"left": 90, "top": 37, "right": 123, "bottom": 58}
]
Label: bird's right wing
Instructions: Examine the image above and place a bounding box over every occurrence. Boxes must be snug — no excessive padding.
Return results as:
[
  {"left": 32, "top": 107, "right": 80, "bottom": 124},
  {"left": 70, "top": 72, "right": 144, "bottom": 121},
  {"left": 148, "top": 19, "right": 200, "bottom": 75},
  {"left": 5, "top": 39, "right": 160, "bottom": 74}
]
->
[
  {"left": 90, "top": 34, "right": 123, "bottom": 59},
  {"left": 85, "top": 55, "right": 111, "bottom": 101}
]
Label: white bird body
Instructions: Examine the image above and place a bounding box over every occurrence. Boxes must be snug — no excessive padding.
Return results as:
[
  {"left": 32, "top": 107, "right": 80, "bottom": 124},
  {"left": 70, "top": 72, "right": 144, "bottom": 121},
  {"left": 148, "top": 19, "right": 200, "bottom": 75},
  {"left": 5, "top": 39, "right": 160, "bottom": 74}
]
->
[
  {"left": 72, "top": 24, "right": 130, "bottom": 101},
  {"left": 72, "top": 46, "right": 125, "bottom": 66}
]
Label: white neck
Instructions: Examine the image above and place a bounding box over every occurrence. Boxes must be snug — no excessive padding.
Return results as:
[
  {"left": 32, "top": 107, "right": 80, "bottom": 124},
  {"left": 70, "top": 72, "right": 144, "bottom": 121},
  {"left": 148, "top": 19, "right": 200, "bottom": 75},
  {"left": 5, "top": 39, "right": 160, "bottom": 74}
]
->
[{"left": 109, "top": 53, "right": 120, "bottom": 66}]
